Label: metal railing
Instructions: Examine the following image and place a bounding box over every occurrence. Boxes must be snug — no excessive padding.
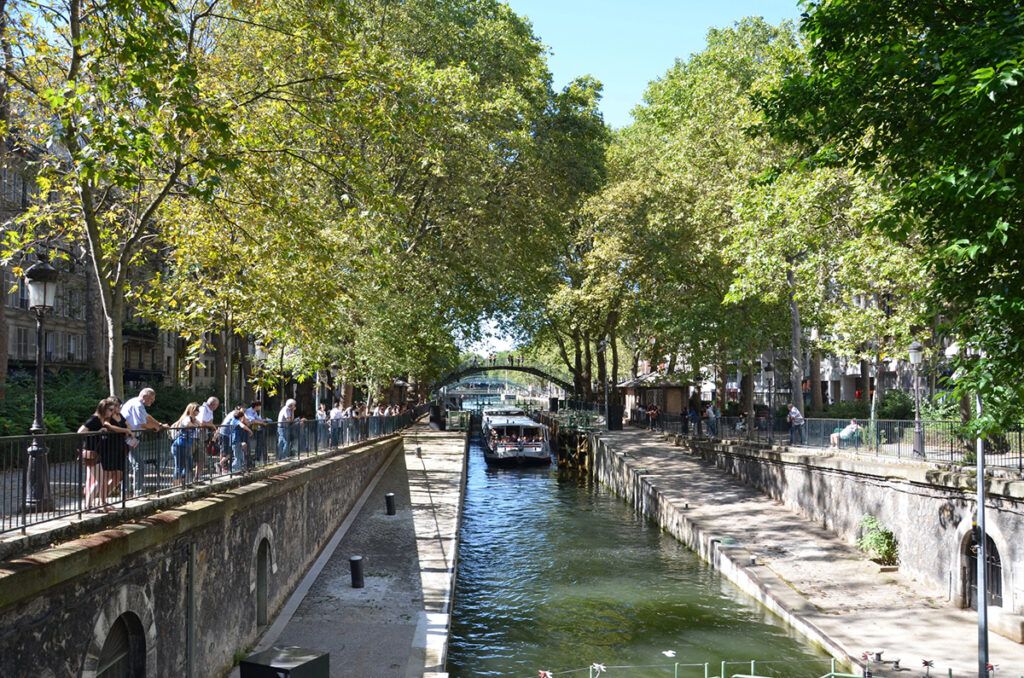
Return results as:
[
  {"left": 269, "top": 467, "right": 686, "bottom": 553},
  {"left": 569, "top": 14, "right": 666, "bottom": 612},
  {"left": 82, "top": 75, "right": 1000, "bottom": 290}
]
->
[
  {"left": 627, "top": 408, "right": 1023, "bottom": 471},
  {"left": 0, "top": 405, "right": 429, "bottom": 534}
]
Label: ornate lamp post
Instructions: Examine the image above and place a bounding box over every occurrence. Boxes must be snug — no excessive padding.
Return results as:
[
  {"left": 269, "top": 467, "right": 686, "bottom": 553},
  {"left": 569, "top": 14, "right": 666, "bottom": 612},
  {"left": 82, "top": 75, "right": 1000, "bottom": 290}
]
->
[
  {"left": 598, "top": 339, "right": 609, "bottom": 430},
  {"left": 763, "top": 361, "right": 774, "bottom": 445},
  {"left": 24, "top": 256, "right": 59, "bottom": 513},
  {"left": 253, "top": 342, "right": 269, "bottom": 402},
  {"left": 908, "top": 341, "right": 924, "bottom": 457}
]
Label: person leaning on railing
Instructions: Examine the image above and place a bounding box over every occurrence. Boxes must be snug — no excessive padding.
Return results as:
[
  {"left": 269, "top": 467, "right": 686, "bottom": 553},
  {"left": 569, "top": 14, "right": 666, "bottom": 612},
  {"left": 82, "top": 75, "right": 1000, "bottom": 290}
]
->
[
  {"left": 170, "top": 403, "right": 200, "bottom": 487},
  {"left": 78, "top": 399, "right": 112, "bottom": 509},
  {"left": 121, "top": 388, "right": 168, "bottom": 497},
  {"left": 277, "top": 399, "right": 298, "bottom": 460},
  {"left": 244, "top": 401, "right": 269, "bottom": 464}
]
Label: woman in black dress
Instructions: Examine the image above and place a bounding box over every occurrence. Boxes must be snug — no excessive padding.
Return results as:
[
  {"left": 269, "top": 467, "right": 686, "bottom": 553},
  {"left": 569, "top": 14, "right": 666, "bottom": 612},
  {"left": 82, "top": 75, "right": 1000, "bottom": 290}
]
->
[
  {"left": 104, "top": 397, "right": 133, "bottom": 502},
  {"left": 78, "top": 400, "right": 111, "bottom": 509}
]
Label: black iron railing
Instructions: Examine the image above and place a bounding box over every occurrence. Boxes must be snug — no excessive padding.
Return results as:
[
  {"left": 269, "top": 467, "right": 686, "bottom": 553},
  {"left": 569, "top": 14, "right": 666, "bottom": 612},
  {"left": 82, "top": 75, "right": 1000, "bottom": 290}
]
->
[
  {"left": 0, "top": 405, "right": 429, "bottom": 534},
  {"left": 626, "top": 408, "right": 1023, "bottom": 471}
]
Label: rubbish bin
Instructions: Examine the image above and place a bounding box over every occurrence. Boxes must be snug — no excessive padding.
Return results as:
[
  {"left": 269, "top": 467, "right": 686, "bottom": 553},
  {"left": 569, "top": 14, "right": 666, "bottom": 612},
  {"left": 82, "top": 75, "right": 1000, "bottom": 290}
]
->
[{"left": 239, "top": 646, "right": 329, "bottom": 678}]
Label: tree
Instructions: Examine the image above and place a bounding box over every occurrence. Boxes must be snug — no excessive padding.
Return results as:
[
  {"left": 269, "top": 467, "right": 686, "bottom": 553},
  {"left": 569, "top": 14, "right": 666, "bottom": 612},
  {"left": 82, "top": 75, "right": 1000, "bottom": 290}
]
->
[
  {"left": 763, "top": 0, "right": 1024, "bottom": 428},
  {"left": 1, "top": 0, "right": 233, "bottom": 397}
]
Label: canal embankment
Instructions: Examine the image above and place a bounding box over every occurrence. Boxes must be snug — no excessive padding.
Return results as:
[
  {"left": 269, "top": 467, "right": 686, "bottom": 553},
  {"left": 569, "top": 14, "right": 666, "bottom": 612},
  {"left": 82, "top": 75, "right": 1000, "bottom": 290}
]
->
[
  {"left": 591, "top": 428, "right": 1024, "bottom": 677},
  {"left": 244, "top": 424, "right": 467, "bottom": 678}
]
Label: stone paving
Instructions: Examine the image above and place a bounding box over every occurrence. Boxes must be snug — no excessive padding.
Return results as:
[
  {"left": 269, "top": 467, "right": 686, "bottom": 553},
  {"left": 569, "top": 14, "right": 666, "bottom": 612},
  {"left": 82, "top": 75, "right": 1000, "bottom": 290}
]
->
[
  {"left": 600, "top": 427, "right": 1024, "bottom": 678},
  {"left": 236, "top": 424, "right": 465, "bottom": 678}
]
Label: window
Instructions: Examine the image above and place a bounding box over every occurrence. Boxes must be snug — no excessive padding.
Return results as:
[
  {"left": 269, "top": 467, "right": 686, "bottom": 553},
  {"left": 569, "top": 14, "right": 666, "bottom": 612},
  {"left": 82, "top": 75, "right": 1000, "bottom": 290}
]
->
[
  {"left": 150, "top": 349, "right": 156, "bottom": 370},
  {"left": 17, "top": 278, "right": 28, "bottom": 310},
  {"left": 44, "top": 331, "right": 54, "bottom": 361},
  {"left": 67, "top": 335, "right": 78, "bottom": 362},
  {"left": 16, "top": 327, "right": 30, "bottom": 358}
]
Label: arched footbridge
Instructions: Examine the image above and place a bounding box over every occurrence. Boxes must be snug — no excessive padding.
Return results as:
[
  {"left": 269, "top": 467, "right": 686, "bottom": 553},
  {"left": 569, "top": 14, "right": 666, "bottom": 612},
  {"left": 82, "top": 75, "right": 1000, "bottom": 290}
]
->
[{"left": 434, "top": 362, "right": 574, "bottom": 393}]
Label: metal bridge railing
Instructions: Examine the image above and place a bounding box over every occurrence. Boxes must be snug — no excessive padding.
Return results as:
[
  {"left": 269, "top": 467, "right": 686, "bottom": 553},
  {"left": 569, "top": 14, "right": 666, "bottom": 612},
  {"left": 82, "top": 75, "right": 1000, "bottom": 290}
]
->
[
  {"left": 0, "top": 404, "right": 430, "bottom": 535},
  {"left": 627, "top": 408, "right": 1023, "bottom": 471}
]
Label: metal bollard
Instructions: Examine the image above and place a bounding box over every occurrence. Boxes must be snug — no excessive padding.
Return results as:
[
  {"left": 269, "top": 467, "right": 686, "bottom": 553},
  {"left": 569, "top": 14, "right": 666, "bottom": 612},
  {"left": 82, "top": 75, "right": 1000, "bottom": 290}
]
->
[
  {"left": 385, "top": 492, "right": 396, "bottom": 515},
  {"left": 350, "top": 556, "right": 364, "bottom": 588}
]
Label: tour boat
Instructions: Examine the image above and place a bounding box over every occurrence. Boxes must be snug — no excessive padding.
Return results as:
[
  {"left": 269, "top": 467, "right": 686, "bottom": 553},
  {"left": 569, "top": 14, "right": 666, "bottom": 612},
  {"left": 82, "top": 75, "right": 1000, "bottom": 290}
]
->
[{"left": 481, "top": 413, "right": 551, "bottom": 465}]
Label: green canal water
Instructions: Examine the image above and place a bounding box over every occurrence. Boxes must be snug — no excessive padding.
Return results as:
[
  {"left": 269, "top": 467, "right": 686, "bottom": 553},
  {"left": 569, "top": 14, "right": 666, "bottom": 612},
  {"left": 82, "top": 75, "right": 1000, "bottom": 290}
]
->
[{"left": 447, "top": 437, "right": 834, "bottom": 678}]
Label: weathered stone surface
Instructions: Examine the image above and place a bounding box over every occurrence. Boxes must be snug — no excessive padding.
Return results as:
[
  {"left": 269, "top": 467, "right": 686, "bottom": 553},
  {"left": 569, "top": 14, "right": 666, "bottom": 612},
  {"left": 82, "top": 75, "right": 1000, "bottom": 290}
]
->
[
  {"left": 676, "top": 439, "right": 1024, "bottom": 618},
  {"left": 0, "top": 437, "right": 401, "bottom": 678}
]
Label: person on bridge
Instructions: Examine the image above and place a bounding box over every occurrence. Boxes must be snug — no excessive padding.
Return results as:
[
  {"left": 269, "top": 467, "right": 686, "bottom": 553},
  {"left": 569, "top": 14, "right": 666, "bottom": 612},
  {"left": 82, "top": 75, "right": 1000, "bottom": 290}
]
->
[{"left": 277, "top": 399, "right": 298, "bottom": 460}]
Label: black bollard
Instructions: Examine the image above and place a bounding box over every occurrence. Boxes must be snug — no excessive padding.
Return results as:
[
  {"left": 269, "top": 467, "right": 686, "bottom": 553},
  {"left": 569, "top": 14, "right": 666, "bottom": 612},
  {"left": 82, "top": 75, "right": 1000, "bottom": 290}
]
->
[
  {"left": 385, "top": 492, "right": 396, "bottom": 515},
  {"left": 350, "top": 556, "right": 364, "bottom": 588}
]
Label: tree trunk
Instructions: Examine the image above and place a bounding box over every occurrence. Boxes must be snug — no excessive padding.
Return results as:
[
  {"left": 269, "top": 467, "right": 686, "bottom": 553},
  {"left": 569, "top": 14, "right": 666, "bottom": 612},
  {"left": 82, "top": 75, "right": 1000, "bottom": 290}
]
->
[
  {"left": 786, "top": 266, "right": 804, "bottom": 414},
  {"left": 582, "top": 332, "right": 593, "bottom": 401},
  {"left": 859, "top": 359, "right": 870, "bottom": 402},
  {"left": 105, "top": 295, "right": 125, "bottom": 399},
  {"left": 610, "top": 330, "right": 619, "bottom": 404},
  {"left": 213, "top": 330, "right": 226, "bottom": 404},
  {"left": 596, "top": 337, "right": 607, "bottom": 404},
  {"left": 810, "top": 349, "right": 823, "bottom": 413},
  {"left": 717, "top": 356, "right": 727, "bottom": 411},
  {"left": 744, "top": 358, "right": 755, "bottom": 436}
]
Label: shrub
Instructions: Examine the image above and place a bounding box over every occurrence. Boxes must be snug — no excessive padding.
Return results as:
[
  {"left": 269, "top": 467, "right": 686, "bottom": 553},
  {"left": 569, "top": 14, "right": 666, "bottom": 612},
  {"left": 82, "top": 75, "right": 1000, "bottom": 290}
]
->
[
  {"left": 857, "top": 515, "right": 898, "bottom": 565},
  {"left": 824, "top": 399, "right": 869, "bottom": 420},
  {"left": 877, "top": 389, "right": 914, "bottom": 420}
]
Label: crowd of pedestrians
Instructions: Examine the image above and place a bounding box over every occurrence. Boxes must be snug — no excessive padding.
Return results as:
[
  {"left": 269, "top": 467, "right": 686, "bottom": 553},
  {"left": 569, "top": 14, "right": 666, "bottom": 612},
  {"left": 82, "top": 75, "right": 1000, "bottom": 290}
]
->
[{"left": 75, "top": 387, "right": 417, "bottom": 509}]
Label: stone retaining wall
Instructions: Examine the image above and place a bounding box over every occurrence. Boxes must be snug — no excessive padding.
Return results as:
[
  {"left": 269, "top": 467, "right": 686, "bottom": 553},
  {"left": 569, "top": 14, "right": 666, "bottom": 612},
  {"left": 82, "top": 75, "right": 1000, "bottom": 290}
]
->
[
  {"left": 0, "top": 436, "right": 401, "bottom": 678},
  {"left": 633, "top": 433, "right": 1024, "bottom": 637}
]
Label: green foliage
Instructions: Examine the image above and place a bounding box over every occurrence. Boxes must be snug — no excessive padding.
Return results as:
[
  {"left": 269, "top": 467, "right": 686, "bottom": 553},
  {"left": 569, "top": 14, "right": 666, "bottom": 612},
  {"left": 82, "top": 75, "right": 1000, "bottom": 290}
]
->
[
  {"left": 763, "top": 1, "right": 1024, "bottom": 430},
  {"left": 823, "top": 399, "right": 869, "bottom": 420},
  {"left": 877, "top": 390, "right": 914, "bottom": 421},
  {"left": 857, "top": 515, "right": 898, "bottom": 566},
  {"left": 921, "top": 392, "right": 960, "bottom": 422},
  {"left": 0, "top": 371, "right": 107, "bottom": 435}
]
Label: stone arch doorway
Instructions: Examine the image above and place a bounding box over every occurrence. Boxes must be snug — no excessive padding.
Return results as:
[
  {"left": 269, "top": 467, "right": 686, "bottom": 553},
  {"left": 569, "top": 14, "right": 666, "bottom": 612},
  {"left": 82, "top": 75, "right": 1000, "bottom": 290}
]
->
[
  {"left": 95, "top": 611, "right": 147, "bottom": 678},
  {"left": 256, "top": 538, "right": 271, "bottom": 627},
  {"left": 965, "top": 529, "right": 1003, "bottom": 610}
]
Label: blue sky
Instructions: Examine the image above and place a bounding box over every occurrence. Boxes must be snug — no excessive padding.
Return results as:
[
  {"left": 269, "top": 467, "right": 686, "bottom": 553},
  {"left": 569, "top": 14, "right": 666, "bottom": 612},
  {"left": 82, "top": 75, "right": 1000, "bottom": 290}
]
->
[{"left": 505, "top": 0, "right": 803, "bottom": 129}]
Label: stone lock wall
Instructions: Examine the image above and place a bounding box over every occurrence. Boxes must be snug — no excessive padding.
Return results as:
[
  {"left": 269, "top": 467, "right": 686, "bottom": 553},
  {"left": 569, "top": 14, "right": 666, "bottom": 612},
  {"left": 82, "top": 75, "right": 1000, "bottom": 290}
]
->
[
  {"left": 589, "top": 432, "right": 1024, "bottom": 644},
  {"left": 670, "top": 439, "right": 1024, "bottom": 622},
  {"left": 0, "top": 437, "right": 401, "bottom": 678}
]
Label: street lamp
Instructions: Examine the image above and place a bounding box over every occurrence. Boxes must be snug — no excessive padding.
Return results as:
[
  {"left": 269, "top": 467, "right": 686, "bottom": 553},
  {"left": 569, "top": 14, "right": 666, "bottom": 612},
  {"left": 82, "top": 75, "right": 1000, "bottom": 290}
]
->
[
  {"left": 965, "top": 345, "right": 989, "bottom": 678},
  {"left": 763, "top": 361, "right": 774, "bottom": 445},
  {"left": 908, "top": 341, "right": 924, "bottom": 457},
  {"left": 24, "top": 256, "right": 59, "bottom": 513}
]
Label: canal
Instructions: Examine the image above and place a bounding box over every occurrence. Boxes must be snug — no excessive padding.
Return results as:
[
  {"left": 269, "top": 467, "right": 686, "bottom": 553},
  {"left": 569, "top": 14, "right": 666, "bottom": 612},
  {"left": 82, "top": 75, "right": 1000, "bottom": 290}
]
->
[{"left": 447, "top": 436, "right": 833, "bottom": 678}]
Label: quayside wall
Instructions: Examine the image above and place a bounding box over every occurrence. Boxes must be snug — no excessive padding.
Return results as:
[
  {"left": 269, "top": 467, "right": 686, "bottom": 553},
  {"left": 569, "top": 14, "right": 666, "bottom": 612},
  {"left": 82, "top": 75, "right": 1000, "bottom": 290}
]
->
[
  {"left": 591, "top": 432, "right": 1024, "bottom": 640},
  {"left": 0, "top": 435, "right": 402, "bottom": 678}
]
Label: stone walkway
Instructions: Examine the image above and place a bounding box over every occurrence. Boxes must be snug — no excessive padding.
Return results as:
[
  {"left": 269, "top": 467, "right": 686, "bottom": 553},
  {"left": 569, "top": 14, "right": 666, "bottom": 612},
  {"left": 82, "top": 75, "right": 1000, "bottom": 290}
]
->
[
  {"left": 236, "top": 425, "right": 465, "bottom": 678},
  {"left": 600, "top": 428, "right": 1024, "bottom": 677}
]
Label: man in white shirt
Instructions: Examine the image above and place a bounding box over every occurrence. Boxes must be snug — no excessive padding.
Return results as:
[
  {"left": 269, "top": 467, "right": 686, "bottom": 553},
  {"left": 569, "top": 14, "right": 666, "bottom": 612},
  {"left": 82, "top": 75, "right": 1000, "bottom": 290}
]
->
[
  {"left": 277, "top": 399, "right": 297, "bottom": 460},
  {"left": 121, "top": 388, "right": 166, "bottom": 496}
]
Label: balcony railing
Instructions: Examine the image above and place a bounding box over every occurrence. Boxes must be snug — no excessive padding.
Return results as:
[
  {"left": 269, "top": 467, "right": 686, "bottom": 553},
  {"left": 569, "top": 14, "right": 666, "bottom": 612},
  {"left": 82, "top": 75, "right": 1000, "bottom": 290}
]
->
[{"left": 0, "top": 405, "right": 429, "bottom": 535}]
